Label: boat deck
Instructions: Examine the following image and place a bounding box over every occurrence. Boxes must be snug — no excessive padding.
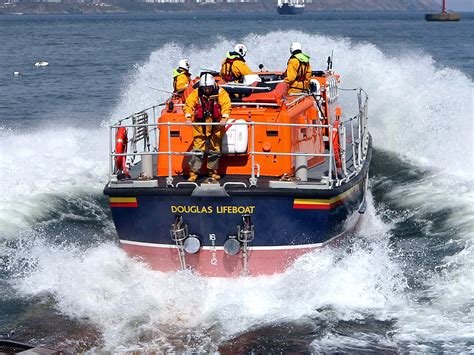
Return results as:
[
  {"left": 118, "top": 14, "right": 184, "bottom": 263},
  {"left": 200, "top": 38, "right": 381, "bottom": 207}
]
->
[
  {"left": 157, "top": 151, "right": 356, "bottom": 187},
  {"left": 106, "top": 145, "right": 368, "bottom": 198}
]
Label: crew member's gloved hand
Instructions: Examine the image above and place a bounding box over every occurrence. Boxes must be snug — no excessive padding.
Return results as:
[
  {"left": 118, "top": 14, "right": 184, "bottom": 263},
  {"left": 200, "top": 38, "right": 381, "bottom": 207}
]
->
[
  {"left": 185, "top": 113, "right": 192, "bottom": 126},
  {"left": 220, "top": 114, "right": 229, "bottom": 126}
]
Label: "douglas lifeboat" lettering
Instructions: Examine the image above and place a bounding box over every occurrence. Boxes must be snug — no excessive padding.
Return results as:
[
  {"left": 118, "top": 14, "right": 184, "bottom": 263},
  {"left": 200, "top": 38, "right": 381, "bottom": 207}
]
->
[{"left": 170, "top": 205, "right": 256, "bottom": 214}]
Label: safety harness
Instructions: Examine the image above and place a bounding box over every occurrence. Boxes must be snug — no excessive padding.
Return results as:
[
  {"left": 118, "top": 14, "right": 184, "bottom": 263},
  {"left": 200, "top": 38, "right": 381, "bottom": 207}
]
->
[
  {"left": 173, "top": 68, "right": 191, "bottom": 92},
  {"left": 285, "top": 51, "right": 311, "bottom": 90},
  {"left": 221, "top": 52, "right": 246, "bottom": 83},
  {"left": 194, "top": 87, "right": 222, "bottom": 123}
]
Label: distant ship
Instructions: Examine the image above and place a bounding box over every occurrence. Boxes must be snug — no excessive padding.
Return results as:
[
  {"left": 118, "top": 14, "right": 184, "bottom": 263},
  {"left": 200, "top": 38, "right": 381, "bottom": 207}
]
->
[{"left": 277, "top": 0, "right": 304, "bottom": 15}]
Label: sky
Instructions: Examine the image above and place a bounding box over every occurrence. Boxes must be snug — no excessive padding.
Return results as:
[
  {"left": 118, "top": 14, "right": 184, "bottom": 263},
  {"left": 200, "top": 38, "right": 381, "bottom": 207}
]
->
[{"left": 447, "top": 0, "right": 474, "bottom": 11}]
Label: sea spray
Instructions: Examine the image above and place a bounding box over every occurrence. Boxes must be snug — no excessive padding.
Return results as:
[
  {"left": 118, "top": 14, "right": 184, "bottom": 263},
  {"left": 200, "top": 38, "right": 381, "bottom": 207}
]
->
[
  {"left": 6, "top": 194, "right": 405, "bottom": 352},
  {"left": 0, "top": 127, "right": 108, "bottom": 232}
]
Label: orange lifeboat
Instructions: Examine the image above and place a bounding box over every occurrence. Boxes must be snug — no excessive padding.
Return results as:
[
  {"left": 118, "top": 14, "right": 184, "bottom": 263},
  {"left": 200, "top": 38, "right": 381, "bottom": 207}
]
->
[{"left": 104, "top": 69, "right": 372, "bottom": 277}]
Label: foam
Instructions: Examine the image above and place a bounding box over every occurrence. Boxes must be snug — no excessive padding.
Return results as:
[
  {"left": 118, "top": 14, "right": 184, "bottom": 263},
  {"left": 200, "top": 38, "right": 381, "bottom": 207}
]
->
[
  {"left": 5, "top": 195, "right": 410, "bottom": 351},
  {"left": 0, "top": 126, "right": 108, "bottom": 233},
  {"left": 383, "top": 173, "right": 474, "bottom": 351}
]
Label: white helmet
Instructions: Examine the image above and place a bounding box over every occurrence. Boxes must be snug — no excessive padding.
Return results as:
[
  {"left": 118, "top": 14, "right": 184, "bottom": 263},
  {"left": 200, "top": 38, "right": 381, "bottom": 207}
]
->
[
  {"left": 199, "top": 73, "right": 215, "bottom": 87},
  {"left": 178, "top": 58, "right": 190, "bottom": 71},
  {"left": 234, "top": 43, "right": 247, "bottom": 57},
  {"left": 290, "top": 41, "right": 302, "bottom": 54}
]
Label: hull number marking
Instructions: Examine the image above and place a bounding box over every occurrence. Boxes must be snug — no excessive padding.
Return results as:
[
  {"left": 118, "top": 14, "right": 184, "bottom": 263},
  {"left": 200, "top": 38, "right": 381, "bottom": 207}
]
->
[{"left": 209, "top": 234, "right": 218, "bottom": 266}]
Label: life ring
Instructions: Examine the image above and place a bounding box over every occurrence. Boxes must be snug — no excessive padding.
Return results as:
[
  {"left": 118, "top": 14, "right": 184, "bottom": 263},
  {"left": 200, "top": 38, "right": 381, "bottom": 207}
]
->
[
  {"left": 332, "top": 120, "right": 342, "bottom": 170},
  {"left": 115, "top": 127, "right": 129, "bottom": 175}
]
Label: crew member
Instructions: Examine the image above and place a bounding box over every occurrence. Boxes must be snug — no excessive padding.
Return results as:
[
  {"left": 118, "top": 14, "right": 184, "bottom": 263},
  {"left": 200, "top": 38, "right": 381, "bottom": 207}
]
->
[
  {"left": 220, "top": 43, "right": 253, "bottom": 83},
  {"left": 184, "top": 73, "right": 232, "bottom": 182},
  {"left": 284, "top": 42, "right": 312, "bottom": 94},
  {"left": 173, "top": 59, "right": 191, "bottom": 93}
]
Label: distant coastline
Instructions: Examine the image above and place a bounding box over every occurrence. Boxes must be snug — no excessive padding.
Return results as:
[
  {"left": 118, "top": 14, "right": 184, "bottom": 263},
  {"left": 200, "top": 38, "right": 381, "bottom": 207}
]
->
[{"left": 0, "top": 0, "right": 441, "bottom": 15}]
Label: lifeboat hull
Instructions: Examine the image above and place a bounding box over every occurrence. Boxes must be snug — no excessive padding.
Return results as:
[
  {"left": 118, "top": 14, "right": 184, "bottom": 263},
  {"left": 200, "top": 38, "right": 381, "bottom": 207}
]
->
[{"left": 105, "top": 149, "right": 370, "bottom": 277}]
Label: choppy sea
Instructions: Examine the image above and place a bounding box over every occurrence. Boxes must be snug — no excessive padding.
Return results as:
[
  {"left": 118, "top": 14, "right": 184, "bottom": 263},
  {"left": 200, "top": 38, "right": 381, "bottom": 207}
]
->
[{"left": 0, "top": 11, "right": 473, "bottom": 352}]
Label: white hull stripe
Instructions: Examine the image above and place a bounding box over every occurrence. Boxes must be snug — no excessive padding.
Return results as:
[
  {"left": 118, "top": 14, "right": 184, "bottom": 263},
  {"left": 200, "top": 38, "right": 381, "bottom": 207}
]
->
[{"left": 120, "top": 237, "right": 335, "bottom": 251}]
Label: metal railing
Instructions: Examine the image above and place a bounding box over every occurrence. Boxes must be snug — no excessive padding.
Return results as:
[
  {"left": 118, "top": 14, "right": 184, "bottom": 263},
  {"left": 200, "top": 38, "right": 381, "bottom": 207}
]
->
[{"left": 108, "top": 88, "right": 369, "bottom": 189}]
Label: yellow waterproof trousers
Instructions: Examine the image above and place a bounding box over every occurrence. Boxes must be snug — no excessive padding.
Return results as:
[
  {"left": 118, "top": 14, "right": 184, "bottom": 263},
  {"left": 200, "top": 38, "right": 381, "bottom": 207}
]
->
[{"left": 189, "top": 120, "right": 224, "bottom": 173}]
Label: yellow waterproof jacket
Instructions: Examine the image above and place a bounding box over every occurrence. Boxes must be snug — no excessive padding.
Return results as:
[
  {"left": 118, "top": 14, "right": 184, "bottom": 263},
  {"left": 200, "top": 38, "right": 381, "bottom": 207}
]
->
[
  {"left": 220, "top": 52, "right": 253, "bottom": 83},
  {"left": 284, "top": 52, "right": 312, "bottom": 93},
  {"left": 184, "top": 87, "right": 232, "bottom": 120},
  {"left": 173, "top": 68, "right": 191, "bottom": 92}
]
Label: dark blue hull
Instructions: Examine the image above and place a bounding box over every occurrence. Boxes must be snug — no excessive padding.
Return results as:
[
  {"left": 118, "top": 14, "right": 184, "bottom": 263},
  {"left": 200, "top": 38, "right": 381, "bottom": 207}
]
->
[
  {"left": 110, "top": 187, "right": 364, "bottom": 248},
  {"left": 108, "top": 185, "right": 366, "bottom": 276}
]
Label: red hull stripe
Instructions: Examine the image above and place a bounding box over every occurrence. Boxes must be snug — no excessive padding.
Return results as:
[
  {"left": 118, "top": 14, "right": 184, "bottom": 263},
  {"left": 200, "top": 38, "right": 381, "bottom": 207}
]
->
[
  {"left": 293, "top": 203, "right": 330, "bottom": 210},
  {"left": 293, "top": 199, "right": 344, "bottom": 210},
  {"left": 293, "top": 184, "right": 359, "bottom": 210},
  {"left": 110, "top": 202, "right": 138, "bottom": 208},
  {"left": 109, "top": 197, "right": 138, "bottom": 208}
]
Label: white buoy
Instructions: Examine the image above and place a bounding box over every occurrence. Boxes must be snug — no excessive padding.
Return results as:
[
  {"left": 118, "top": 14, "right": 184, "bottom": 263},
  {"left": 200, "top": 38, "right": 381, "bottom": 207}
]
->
[
  {"left": 13, "top": 71, "right": 20, "bottom": 76},
  {"left": 34, "top": 61, "right": 49, "bottom": 67}
]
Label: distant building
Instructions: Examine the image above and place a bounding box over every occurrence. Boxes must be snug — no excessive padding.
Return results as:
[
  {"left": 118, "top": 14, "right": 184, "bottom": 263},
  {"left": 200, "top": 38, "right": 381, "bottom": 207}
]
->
[
  {"left": 16, "top": 0, "right": 61, "bottom": 3},
  {"left": 136, "top": 0, "right": 258, "bottom": 3},
  {"left": 195, "top": 0, "right": 258, "bottom": 3},
  {"left": 141, "top": 0, "right": 185, "bottom": 3}
]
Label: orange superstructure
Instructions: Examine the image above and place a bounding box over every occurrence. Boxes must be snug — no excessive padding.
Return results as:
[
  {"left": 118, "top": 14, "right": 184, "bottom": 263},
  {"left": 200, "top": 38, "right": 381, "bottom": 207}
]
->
[{"left": 156, "top": 71, "right": 338, "bottom": 178}]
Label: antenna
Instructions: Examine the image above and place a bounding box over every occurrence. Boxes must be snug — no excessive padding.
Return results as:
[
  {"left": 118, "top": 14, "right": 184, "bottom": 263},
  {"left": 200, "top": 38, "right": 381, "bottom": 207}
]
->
[
  {"left": 148, "top": 86, "right": 173, "bottom": 94},
  {"left": 327, "top": 50, "right": 333, "bottom": 71}
]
